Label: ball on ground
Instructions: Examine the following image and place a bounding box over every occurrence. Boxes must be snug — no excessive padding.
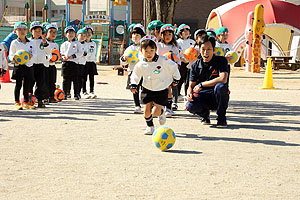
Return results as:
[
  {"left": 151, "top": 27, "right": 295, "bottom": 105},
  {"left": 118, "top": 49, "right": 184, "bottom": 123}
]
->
[
  {"left": 21, "top": 93, "right": 36, "bottom": 106},
  {"left": 152, "top": 126, "right": 176, "bottom": 151},
  {"left": 54, "top": 89, "right": 65, "bottom": 102}
]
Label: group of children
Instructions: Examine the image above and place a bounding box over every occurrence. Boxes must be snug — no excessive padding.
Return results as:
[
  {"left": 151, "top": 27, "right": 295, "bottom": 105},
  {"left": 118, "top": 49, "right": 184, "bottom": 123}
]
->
[
  {"left": 1, "top": 21, "right": 98, "bottom": 110},
  {"left": 121, "top": 20, "right": 233, "bottom": 134}
]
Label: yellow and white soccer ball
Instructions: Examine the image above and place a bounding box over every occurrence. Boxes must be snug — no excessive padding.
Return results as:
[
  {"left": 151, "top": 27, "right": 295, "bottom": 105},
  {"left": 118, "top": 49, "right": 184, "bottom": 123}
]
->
[
  {"left": 152, "top": 126, "right": 176, "bottom": 151},
  {"left": 126, "top": 49, "right": 139, "bottom": 64},
  {"left": 225, "top": 51, "right": 239, "bottom": 64},
  {"left": 214, "top": 46, "right": 224, "bottom": 56},
  {"left": 14, "top": 50, "right": 30, "bottom": 64}
]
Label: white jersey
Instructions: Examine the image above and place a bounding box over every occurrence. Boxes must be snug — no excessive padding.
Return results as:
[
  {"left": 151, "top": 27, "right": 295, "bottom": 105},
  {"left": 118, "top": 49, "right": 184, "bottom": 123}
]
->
[
  {"left": 131, "top": 54, "right": 181, "bottom": 91},
  {"left": 120, "top": 44, "right": 143, "bottom": 72},
  {"left": 29, "top": 37, "right": 52, "bottom": 66},
  {"left": 177, "top": 38, "right": 195, "bottom": 52},
  {"left": 78, "top": 41, "right": 89, "bottom": 65},
  {"left": 157, "top": 42, "right": 181, "bottom": 65},
  {"left": 85, "top": 40, "right": 97, "bottom": 63},
  {"left": 216, "top": 41, "right": 233, "bottom": 55},
  {"left": 9, "top": 38, "right": 36, "bottom": 67},
  {"left": 60, "top": 40, "right": 83, "bottom": 63},
  {"left": 0, "top": 44, "right": 8, "bottom": 70},
  {"left": 46, "top": 40, "right": 59, "bottom": 67}
]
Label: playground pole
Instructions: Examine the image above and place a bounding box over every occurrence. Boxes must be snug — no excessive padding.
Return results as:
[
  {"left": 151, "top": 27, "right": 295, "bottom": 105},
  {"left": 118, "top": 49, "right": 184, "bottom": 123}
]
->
[
  {"left": 66, "top": 0, "right": 70, "bottom": 26},
  {"left": 34, "top": 0, "right": 37, "bottom": 20},
  {"left": 126, "top": 0, "right": 130, "bottom": 46},
  {"left": 110, "top": 0, "right": 114, "bottom": 64},
  {"left": 82, "top": 0, "right": 86, "bottom": 24},
  {"left": 0, "top": 5, "right": 8, "bottom": 29}
]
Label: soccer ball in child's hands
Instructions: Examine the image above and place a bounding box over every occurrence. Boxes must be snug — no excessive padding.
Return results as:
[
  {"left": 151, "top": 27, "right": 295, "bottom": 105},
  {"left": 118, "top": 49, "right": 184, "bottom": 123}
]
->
[
  {"left": 152, "top": 126, "right": 176, "bottom": 151},
  {"left": 14, "top": 50, "right": 30, "bottom": 64},
  {"left": 164, "top": 52, "right": 179, "bottom": 63},
  {"left": 225, "top": 51, "right": 239, "bottom": 64},
  {"left": 214, "top": 46, "right": 224, "bottom": 56},
  {"left": 50, "top": 49, "right": 61, "bottom": 62},
  {"left": 126, "top": 50, "right": 139, "bottom": 64},
  {"left": 184, "top": 47, "right": 198, "bottom": 62}
]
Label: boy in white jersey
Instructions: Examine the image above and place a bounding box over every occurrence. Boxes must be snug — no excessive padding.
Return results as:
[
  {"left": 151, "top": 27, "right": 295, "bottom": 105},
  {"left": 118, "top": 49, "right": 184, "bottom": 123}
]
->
[
  {"left": 9, "top": 22, "right": 35, "bottom": 110},
  {"left": 120, "top": 24, "right": 145, "bottom": 113},
  {"left": 76, "top": 28, "right": 88, "bottom": 99},
  {"left": 29, "top": 21, "right": 52, "bottom": 108},
  {"left": 83, "top": 25, "right": 98, "bottom": 99},
  {"left": 60, "top": 26, "right": 83, "bottom": 100},
  {"left": 45, "top": 24, "right": 59, "bottom": 103},
  {"left": 130, "top": 35, "right": 180, "bottom": 135}
]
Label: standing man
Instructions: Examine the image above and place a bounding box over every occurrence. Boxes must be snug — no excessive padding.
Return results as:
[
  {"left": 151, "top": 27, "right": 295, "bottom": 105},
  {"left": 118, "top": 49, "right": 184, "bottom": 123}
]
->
[{"left": 186, "top": 35, "right": 229, "bottom": 127}]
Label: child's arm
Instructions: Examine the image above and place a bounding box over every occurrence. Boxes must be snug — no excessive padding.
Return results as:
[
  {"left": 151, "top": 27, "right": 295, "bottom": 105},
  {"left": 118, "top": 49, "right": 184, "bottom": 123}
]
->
[
  {"left": 120, "top": 47, "right": 130, "bottom": 66},
  {"left": 60, "top": 43, "right": 68, "bottom": 61},
  {"left": 8, "top": 41, "right": 16, "bottom": 62},
  {"left": 129, "top": 63, "right": 142, "bottom": 93},
  {"left": 167, "top": 59, "right": 181, "bottom": 85},
  {"left": 0, "top": 46, "right": 8, "bottom": 71}
]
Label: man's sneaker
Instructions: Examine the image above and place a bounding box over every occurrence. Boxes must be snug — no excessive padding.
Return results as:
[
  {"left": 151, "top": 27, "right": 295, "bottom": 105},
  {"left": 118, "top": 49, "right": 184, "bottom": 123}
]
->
[
  {"left": 172, "top": 103, "right": 178, "bottom": 111},
  {"left": 23, "top": 102, "right": 35, "bottom": 109},
  {"left": 83, "top": 92, "right": 91, "bottom": 99},
  {"left": 74, "top": 96, "right": 80, "bottom": 100},
  {"left": 15, "top": 102, "right": 23, "bottom": 110},
  {"left": 90, "top": 92, "right": 97, "bottom": 99},
  {"left": 216, "top": 120, "right": 228, "bottom": 128},
  {"left": 38, "top": 101, "right": 46, "bottom": 108},
  {"left": 200, "top": 116, "right": 211, "bottom": 125},
  {"left": 165, "top": 108, "right": 173, "bottom": 118},
  {"left": 134, "top": 106, "right": 143, "bottom": 114},
  {"left": 144, "top": 126, "right": 155, "bottom": 135},
  {"left": 158, "top": 109, "right": 166, "bottom": 125}
]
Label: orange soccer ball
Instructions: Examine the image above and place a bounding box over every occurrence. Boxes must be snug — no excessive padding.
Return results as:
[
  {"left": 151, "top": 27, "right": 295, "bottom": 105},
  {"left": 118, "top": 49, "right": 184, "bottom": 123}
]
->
[
  {"left": 50, "top": 49, "right": 61, "bottom": 62},
  {"left": 184, "top": 47, "right": 199, "bottom": 62},
  {"left": 54, "top": 88, "right": 65, "bottom": 102},
  {"left": 164, "top": 52, "right": 179, "bottom": 63}
]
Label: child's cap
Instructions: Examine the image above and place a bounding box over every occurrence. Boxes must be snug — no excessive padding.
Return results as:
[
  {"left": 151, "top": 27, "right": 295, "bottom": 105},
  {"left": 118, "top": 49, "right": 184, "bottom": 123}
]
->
[
  {"left": 85, "top": 25, "right": 93, "bottom": 32},
  {"left": 30, "top": 21, "right": 43, "bottom": 30},
  {"left": 206, "top": 28, "right": 216, "bottom": 38},
  {"left": 131, "top": 24, "right": 145, "bottom": 35},
  {"left": 46, "top": 24, "right": 58, "bottom": 31},
  {"left": 140, "top": 35, "right": 158, "bottom": 45},
  {"left": 128, "top": 23, "right": 136, "bottom": 31},
  {"left": 215, "top": 27, "right": 229, "bottom": 36},
  {"left": 42, "top": 22, "right": 50, "bottom": 33},
  {"left": 194, "top": 29, "right": 206, "bottom": 39},
  {"left": 178, "top": 24, "right": 190, "bottom": 32},
  {"left": 64, "top": 26, "right": 75, "bottom": 34},
  {"left": 147, "top": 20, "right": 164, "bottom": 31},
  {"left": 14, "top": 22, "right": 27, "bottom": 30},
  {"left": 160, "top": 24, "right": 175, "bottom": 33},
  {"left": 77, "top": 28, "right": 88, "bottom": 35}
]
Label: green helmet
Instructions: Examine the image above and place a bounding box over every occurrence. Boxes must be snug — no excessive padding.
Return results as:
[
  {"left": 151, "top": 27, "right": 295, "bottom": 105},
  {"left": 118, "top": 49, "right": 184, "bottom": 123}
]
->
[
  {"left": 147, "top": 20, "right": 164, "bottom": 31},
  {"left": 77, "top": 28, "right": 88, "bottom": 35}
]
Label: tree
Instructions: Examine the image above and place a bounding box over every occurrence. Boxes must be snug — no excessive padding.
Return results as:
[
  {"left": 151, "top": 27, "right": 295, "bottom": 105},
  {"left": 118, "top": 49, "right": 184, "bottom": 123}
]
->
[{"left": 145, "top": 0, "right": 182, "bottom": 29}]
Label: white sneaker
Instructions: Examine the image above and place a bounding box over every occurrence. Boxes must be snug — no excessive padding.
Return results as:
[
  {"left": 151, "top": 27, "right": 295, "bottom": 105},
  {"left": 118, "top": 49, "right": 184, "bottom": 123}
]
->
[
  {"left": 90, "top": 92, "right": 97, "bottom": 99},
  {"left": 165, "top": 108, "right": 173, "bottom": 118},
  {"left": 158, "top": 108, "right": 166, "bottom": 125},
  {"left": 144, "top": 126, "right": 154, "bottom": 135},
  {"left": 83, "top": 92, "right": 91, "bottom": 99},
  {"left": 134, "top": 106, "right": 143, "bottom": 114}
]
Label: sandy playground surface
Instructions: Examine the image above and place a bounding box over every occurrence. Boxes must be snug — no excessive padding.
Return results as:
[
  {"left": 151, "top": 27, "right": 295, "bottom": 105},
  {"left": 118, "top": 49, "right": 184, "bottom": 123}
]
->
[{"left": 0, "top": 65, "right": 300, "bottom": 200}]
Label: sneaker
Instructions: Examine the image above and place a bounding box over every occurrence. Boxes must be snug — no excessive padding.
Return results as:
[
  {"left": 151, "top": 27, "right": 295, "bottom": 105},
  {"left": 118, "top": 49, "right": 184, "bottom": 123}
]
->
[
  {"left": 158, "top": 109, "right": 166, "bottom": 125},
  {"left": 165, "top": 108, "right": 173, "bottom": 118},
  {"left": 200, "top": 116, "right": 211, "bottom": 125},
  {"left": 43, "top": 99, "right": 49, "bottom": 105},
  {"left": 63, "top": 96, "right": 67, "bottom": 100},
  {"left": 134, "top": 106, "right": 143, "bottom": 114},
  {"left": 67, "top": 93, "right": 71, "bottom": 98},
  {"left": 38, "top": 101, "right": 46, "bottom": 108},
  {"left": 216, "top": 120, "right": 228, "bottom": 128},
  {"left": 23, "top": 102, "right": 35, "bottom": 109},
  {"left": 90, "top": 92, "right": 97, "bottom": 99},
  {"left": 144, "top": 126, "right": 155, "bottom": 135},
  {"left": 83, "top": 92, "right": 91, "bottom": 99},
  {"left": 15, "top": 102, "right": 23, "bottom": 110},
  {"left": 49, "top": 98, "right": 57, "bottom": 103},
  {"left": 172, "top": 103, "right": 178, "bottom": 111},
  {"left": 74, "top": 96, "right": 80, "bottom": 100}
]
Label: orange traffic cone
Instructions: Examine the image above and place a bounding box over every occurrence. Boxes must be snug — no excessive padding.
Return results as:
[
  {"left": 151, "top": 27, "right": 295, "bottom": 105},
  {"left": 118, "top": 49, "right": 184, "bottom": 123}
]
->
[
  {"left": 261, "top": 58, "right": 276, "bottom": 89},
  {"left": 0, "top": 53, "right": 12, "bottom": 83}
]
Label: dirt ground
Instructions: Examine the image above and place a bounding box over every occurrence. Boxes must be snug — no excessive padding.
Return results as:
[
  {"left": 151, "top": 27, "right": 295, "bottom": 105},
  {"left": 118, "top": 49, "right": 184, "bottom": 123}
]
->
[{"left": 0, "top": 65, "right": 300, "bottom": 200}]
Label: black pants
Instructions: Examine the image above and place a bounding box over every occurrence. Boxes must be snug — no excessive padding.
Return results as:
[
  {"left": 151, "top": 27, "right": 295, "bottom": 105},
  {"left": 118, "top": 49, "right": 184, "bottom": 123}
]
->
[
  {"left": 178, "top": 62, "right": 188, "bottom": 96},
  {"left": 48, "top": 65, "right": 57, "bottom": 99},
  {"left": 62, "top": 61, "right": 79, "bottom": 96},
  {"left": 30, "top": 64, "right": 47, "bottom": 101},
  {"left": 82, "top": 73, "right": 95, "bottom": 93},
  {"left": 12, "top": 66, "right": 33, "bottom": 103}
]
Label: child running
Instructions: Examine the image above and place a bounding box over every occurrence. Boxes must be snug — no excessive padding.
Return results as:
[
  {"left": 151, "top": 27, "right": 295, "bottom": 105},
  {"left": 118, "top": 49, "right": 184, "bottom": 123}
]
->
[
  {"left": 130, "top": 35, "right": 180, "bottom": 135},
  {"left": 157, "top": 24, "right": 181, "bottom": 116},
  {"left": 82, "top": 25, "right": 98, "bottom": 99},
  {"left": 60, "top": 26, "right": 83, "bottom": 100},
  {"left": 45, "top": 23, "right": 59, "bottom": 103},
  {"left": 120, "top": 24, "right": 146, "bottom": 114},
  {"left": 9, "top": 22, "right": 35, "bottom": 110},
  {"left": 176, "top": 24, "right": 195, "bottom": 97}
]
